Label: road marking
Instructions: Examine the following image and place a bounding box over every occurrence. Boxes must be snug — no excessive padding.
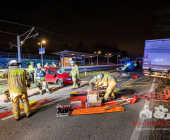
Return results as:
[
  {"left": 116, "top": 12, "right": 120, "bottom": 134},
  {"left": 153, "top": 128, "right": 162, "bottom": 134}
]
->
[
  {"left": 2, "top": 96, "right": 70, "bottom": 121},
  {"left": 130, "top": 78, "right": 156, "bottom": 140}
]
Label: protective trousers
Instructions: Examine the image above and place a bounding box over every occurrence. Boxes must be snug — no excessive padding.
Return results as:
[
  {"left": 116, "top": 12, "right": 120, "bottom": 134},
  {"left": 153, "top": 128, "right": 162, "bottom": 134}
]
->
[
  {"left": 104, "top": 81, "right": 116, "bottom": 100},
  {"left": 72, "top": 76, "right": 80, "bottom": 88},
  {"left": 37, "top": 80, "right": 49, "bottom": 94},
  {"left": 10, "top": 92, "right": 30, "bottom": 119},
  {"left": 29, "top": 73, "right": 34, "bottom": 84}
]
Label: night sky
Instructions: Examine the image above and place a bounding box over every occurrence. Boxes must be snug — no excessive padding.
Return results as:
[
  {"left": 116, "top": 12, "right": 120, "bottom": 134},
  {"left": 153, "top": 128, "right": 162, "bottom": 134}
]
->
[{"left": 0, "top": 0, "right": 170, "bottom": 59}]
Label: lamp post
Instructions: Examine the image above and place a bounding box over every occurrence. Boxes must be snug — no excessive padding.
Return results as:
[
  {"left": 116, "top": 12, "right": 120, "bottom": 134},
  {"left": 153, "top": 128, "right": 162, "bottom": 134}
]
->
[
  {"left": 94, "top": 51, "right": 101, "bottom": 66},
  {"left": 38, "top": 40, "right": 46, "bottom": 66},
  {"left": 20, "top": 41, "right": 23, "bottom": 54},
  {"left": 105, "top": 53, "right": 112, "bottom": 65}
]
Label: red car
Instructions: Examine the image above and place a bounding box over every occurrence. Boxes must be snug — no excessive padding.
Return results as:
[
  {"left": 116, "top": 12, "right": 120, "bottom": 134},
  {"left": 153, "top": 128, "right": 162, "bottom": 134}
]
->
[{"left": 44, "top": 67, "right": 73, "bottom": 86}]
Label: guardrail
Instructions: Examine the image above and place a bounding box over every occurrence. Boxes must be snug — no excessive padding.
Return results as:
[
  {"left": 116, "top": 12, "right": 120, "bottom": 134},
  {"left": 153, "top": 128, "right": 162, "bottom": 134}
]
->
[{"left": 0, "top": 65, "right": 122, "bottom": 72}]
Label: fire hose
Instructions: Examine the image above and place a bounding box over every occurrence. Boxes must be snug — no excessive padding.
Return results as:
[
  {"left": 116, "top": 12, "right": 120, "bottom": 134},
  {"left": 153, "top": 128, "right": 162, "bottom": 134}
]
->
[{"left": 130, "top": 89, "right": 170, "bottom": 102}]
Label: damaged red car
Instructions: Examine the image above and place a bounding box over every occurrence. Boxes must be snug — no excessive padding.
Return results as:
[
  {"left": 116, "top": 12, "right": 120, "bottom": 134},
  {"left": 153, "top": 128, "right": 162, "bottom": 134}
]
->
[{"left": 44, "top": 67, "right": 73, "bottom": 86}]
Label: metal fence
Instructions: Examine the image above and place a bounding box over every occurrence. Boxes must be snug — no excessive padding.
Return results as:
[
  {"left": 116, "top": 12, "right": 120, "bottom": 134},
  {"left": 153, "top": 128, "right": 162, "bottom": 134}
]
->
[{"left": 0, "top": 52, "right": 59, "bottom": 60}]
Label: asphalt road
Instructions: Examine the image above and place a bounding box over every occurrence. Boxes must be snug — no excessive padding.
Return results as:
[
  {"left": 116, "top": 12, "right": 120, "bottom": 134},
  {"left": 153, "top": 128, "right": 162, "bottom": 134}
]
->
[{"left": 0, "top": 72, "right": 157, "bottom": 140}]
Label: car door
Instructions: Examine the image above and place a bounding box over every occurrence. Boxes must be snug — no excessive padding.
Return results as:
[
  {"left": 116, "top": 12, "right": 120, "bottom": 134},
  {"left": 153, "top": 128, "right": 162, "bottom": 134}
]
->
[{"left": 46, "top": 69, "right": 57, "bottom": 83}]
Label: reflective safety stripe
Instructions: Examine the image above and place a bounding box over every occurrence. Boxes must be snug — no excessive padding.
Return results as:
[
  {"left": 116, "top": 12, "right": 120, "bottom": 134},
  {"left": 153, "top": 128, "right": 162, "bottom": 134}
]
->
[
  {"left": 9, "top": 88, "right": 26, "bottom": 93},
  {"left": 9, "top": 70, "right": 24, "bottom": 75},
  {"left": 13, "top": 111, "right": 20, "bottom": 115},
  {"left": 104, "top": 74, "right": 108, "bottom": 78},
  {"left": 24, "top": 108, "right": 30, "bottom": 112}
]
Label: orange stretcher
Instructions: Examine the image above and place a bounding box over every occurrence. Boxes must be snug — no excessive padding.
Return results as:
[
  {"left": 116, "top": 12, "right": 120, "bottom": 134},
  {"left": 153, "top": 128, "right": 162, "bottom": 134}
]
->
[
  {"left": 69, "top": 91, "right": 125, "bottom": 115},
  {"left": 70, "top": 105, "right": 125, "bottom": 115}
]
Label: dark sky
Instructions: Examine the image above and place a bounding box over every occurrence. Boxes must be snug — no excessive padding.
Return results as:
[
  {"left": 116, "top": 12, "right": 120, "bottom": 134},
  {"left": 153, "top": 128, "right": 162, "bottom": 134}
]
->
[{"left": 0, "top": 0, "right": 169, "bottom": 58}]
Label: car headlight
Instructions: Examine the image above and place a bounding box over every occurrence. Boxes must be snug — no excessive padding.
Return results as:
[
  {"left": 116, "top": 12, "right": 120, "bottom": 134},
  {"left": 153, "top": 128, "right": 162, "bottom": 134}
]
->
[{"left": 65, "top": 78, "right": 72, "bottom": 81}]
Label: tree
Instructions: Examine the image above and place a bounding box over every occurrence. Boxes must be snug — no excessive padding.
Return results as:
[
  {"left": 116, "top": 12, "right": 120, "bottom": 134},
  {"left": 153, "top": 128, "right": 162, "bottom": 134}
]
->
[{"left": 155, "top": 7, "right": 170, "bottom": 35}]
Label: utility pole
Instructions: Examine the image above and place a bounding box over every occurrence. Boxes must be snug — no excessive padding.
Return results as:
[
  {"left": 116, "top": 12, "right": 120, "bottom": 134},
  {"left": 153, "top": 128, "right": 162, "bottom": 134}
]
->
[
  {"left": 10, "top": 27, "right": 38, "bottom": 67},
  {"left": 17, "top": 35, "right": 21, "bottom": 65}
]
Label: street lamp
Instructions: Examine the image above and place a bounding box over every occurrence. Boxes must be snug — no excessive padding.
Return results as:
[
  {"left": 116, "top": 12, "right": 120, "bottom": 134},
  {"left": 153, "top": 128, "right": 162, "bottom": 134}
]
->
[
  {"left": 105, "top": 53, "right": 113, "bottom": 65},
  {"left": 38, "top": 40, "right": 46, "bottom": 66},
  {"left": 94, "top": 51, "right": 101, "bottom": 66},
  {"left": 20, "top": 41, "right": 23, "bottom": 54}
]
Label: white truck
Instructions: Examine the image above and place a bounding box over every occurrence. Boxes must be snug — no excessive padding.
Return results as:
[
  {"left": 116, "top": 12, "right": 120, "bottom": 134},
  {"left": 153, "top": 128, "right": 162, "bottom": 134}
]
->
[{"left": 143, "top": 38, "right": 170, "bottom": 78}]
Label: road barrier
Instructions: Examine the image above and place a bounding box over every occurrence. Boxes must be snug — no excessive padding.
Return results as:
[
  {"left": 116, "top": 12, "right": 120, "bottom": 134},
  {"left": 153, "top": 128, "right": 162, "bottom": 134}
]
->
[{"left": 0, "top": 65, "right": 122, "bottom": 73}]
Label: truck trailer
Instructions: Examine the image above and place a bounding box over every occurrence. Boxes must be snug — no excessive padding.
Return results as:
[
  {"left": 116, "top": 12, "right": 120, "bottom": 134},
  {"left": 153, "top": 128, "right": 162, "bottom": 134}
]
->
[{"left": 143, "top": 38, "right": 170, "bottom": 78}]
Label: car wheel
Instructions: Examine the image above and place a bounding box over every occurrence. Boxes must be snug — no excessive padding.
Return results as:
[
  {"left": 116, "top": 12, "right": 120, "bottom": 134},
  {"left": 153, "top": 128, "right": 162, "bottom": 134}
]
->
[{"left": 57, "top": 78, "right": 64, "bottom": 87}]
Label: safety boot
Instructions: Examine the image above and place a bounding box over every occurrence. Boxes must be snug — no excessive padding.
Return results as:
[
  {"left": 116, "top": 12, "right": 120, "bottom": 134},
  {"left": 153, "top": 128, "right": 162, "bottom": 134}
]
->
[
  {"left": 15, "top": 116, "right": 20, "bottom": 121},
  {"left": 78, "top": 83, "right": 81, "bottom": 88},
  {"left": 111, "top": 96, "right": 115, "bottom": 100},
  {"left": 26, "top": 113, "right": 32, "bottom": 118},
  {"left": 45, "top": 91, "right": 51, "bottom": 94}
]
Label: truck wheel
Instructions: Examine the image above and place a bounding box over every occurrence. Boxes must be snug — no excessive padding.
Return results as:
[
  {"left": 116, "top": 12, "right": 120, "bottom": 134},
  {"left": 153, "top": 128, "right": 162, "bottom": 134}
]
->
[
  {"left": 57, "top": 79, "right": 64, "bottom": 87},
  {"left": 148, "top": 68, "right": 151, "bottom": 76},
  {"left": 167, "top": 70, "right": 170, "bottom": 80}
]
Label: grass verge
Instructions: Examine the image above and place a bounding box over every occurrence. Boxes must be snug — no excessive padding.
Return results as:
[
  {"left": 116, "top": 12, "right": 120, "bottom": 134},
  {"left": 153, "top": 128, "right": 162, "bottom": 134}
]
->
[{"left": 149, "top": 78, "right": 170, "bottom": 140}]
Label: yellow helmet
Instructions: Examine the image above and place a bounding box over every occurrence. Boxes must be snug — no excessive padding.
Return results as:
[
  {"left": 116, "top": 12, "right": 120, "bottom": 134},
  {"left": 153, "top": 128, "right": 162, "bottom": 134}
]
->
[{"left": 37, "top": 63, "right": 41, "bottom": 67}]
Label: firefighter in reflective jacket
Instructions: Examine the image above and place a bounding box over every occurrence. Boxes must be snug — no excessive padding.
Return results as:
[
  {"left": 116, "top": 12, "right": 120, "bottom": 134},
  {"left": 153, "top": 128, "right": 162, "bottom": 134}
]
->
[
  {"left": 28, "top": 62, "right": 35, "bottom": 84},
  {"left": 0, "top": 60, "right": 31, "bottom": 121},
  {"left": 89, "top": 73, "right": 117, "bottom": 103},
  {"left": 52, "top": 62, "right": 56, "bottom": 67},
  {"left": 70, "top": 61, "right": 80, "bottom": 90},
  {"left": 34, "top": 63, "right": 50, "bottom": 95},
  {"left": 44, "top": 62, "right": 49, "bottom": 67}
]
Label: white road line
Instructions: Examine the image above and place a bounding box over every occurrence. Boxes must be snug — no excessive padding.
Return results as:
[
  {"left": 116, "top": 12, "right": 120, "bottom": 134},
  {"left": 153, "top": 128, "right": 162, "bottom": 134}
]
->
[
  {"left": 130, "top": 78, "right": 156, "bottom": 140},
  {"left": 2, "top": 96, "right": 70, "bottom": 121}
]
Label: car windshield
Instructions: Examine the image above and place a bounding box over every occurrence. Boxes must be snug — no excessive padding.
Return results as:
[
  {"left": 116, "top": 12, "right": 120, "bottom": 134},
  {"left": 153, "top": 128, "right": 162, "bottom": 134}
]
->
[{"left": 55, "top": 68, "right": 66, "bottom": 74}]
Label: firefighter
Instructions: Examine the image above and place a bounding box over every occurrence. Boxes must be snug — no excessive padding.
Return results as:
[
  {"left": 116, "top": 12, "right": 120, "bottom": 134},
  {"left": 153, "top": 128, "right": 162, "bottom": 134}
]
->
[
  {"left": 44, "top": 62, "right": 49, "bottom": 67},
  {"left": 89, "top": 73, "right": 117, "bottom": 103},
  {"left": 34, "top": 63, "right": 50, "bottom": 95},
  {"left": 70, "top": 61, "right": 80, "bottom": 90},
  {"left": 52, "top": 62, "right": 56, "bottom": 67},
  {"left": 28, "top": 62, "right": 35, "bottom": 84},
  {"left": 0, "top": 60, "right": 31, "bottom": 121},
  {"left": 133, "top": 62, "right": 137, "bottom": 71}
]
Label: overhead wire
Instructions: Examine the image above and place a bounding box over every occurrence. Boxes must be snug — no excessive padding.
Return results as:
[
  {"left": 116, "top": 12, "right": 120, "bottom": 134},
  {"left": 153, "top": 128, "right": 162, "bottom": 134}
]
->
[{"left": 0, "top": 20, "right": 80, "bottom": 41}]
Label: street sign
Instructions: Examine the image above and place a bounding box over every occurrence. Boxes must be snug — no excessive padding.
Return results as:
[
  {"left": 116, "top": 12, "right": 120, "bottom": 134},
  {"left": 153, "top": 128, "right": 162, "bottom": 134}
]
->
[{"left": 39, "top": 47, "right": 45, "bottom": 54}]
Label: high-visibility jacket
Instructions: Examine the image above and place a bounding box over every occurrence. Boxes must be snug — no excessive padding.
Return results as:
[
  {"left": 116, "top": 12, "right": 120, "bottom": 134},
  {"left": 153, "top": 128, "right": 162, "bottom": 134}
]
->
[
  {"left": 52, "top": 64, "right": 56, "bottom": 67},
  {"left": 70, "top": 65, "right": 79, "bottom": 78},
  {"left": 44, "top": 64, "right": 49, "bottom": 67},
  {"left": 34, "top": 68, "right": 46, "bottom": 81},
  {"left": 28, "top": 65, "right": 34, "bottom": 73},
  {"left": 98, "top": 74, "right": 117, "bottom": 87},
  {"left": 0, "top": 66, "right": 31, "bottom": 94}
]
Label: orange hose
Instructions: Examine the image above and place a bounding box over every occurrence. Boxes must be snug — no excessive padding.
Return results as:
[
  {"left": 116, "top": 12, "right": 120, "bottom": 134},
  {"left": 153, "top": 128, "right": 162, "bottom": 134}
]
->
[{"left": 130, "top": 88, "right": 170, "bottom": 102}]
